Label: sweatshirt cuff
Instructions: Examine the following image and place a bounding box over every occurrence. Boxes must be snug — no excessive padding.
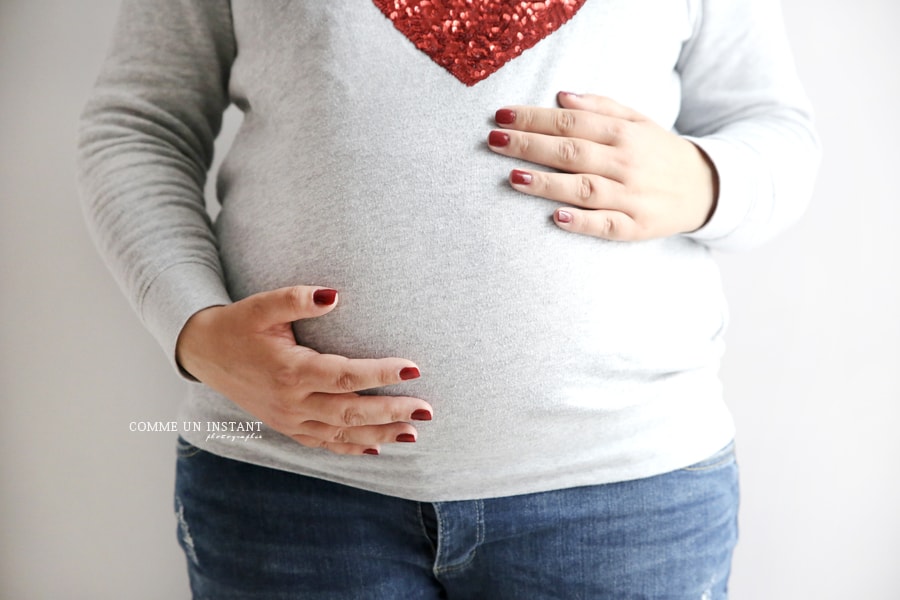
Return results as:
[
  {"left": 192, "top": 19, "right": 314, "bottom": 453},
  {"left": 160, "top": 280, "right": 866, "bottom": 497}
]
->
[
  {"left": 682, "top": 136, "right": 768, "bottom": 251},
  {"left": 139, "top": 262, "right": 232, "bottom": 380}
]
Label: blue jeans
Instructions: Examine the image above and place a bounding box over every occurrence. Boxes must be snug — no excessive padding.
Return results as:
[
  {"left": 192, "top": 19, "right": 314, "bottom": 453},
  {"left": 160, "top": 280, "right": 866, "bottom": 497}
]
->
[{"left": 174, "top": 438, "right": 739, "bottom": 599}]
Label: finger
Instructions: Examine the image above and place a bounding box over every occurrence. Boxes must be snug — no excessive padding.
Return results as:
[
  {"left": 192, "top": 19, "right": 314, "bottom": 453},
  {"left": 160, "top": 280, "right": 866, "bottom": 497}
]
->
[
  {"left": 301, "top": 353, "right": 425, "bottom": 396},
  {"left": 508, "top": 169, "right": 630, "bottom": 212},
  {"left": 488, "top": 130, "right": 625, "bottom": 180},
  {"left": 290, "top": 434, "right": 381, "bottom": 456},
  {"left": 293, "top": 420, "right": 419, "bottom": 446},
  {"left": 553, "top": 207, "right": 644, "bottom": 241},
  {"left": 237, "top": 285, "right": 339, "bottom": 329},
  {"left": 555, "top": 92, "right": 647, "bottom": 122},
  {"left": 495, "top": 105, "right": 626, "bottom": 146},
  {"left": 301, "top": 391, "right": 433, "bottom": 427}
]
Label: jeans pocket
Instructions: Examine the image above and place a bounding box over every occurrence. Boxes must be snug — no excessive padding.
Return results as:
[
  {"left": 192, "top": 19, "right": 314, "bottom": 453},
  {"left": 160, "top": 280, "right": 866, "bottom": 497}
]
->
[
  {"left": 175, "top": 436, "right": 204, "bottom": 459},
  {"left": 681, "top": 440, "right": 736, "bottom": 472}
]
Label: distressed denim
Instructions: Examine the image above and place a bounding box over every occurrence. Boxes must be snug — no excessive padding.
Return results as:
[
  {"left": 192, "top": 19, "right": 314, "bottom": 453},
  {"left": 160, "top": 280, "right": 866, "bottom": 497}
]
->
[{"left": 175, "top": 438, "right": 738, "bottom": 599}]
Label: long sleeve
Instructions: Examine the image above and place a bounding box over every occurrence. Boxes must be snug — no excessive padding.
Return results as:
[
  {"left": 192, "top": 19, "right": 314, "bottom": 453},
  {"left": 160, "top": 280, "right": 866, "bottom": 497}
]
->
[
  {"left": 76, "top": 0, "right": 236, "bottom": 373},
  {"left": 677, "top": 0, "right": 821, "bottom": 251},
  {"left": 100, "top": 1, "right": 748, "bottom": 499}
]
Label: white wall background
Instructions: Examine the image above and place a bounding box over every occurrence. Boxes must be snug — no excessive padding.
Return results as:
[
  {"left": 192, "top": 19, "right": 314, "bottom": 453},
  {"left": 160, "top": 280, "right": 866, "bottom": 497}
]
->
[{"left": 1, "top": 0, "right": 897, "bottom": 598}]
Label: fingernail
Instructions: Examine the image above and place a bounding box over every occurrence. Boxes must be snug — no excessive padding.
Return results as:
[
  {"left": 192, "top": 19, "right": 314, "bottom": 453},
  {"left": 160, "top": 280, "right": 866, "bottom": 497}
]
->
[
  {"left": 396, "top": 433, "right": 416, "bottom": 443},
  {"left": 558, "top": 91, "right": 580, "bottom": 98},
  {"left": 511, "top": 169, "right": 532, "bottom": 185},
  {"left": 495, "top": 108, "right": 516, "bottom": 125},
  {"left": 363, "top": 448, "right": 379, "bottom": 456},
  {"left": 488, "top": 130, "right": 510, "bottom": 147},
  {"left": 557, "top": 210, "right": 573, "bottom": 224},
  {"left": 313, "top": 288, "right": 338, "bottom": 305},
  {"left": 411, "top": 409, "right": 432, "bottom": 421},
  {"left": 399, "top": 367, "right": 420, "bottom": 381}
]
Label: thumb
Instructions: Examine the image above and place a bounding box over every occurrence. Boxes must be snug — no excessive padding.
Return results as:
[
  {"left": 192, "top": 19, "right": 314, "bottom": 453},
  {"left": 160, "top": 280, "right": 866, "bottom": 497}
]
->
[{"left": 239, "top": 285, "right": 339, "bottom": 329}]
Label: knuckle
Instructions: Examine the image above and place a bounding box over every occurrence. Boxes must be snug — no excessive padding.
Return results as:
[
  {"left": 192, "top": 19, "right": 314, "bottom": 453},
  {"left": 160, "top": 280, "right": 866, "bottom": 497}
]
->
[
  {"left": 595, "top": 213, "right": 618, "bottom": 238},
  {"left": 554, "top": 110, "right": 576, "bottom": 134},
  {"left": 245, "top": 296, "right": 267, "bottom": 323},
  {"left": 603, "top": 216, "right": 617, "bottom": 237},
  {"left": 341, "top": 406, "right": 365, "bottom": 427},
  {"left": 377, "top": 367, "right": 397, "bottom": 387},
  {"left": 577, "top": 175, "right": 595, "bottom": 204},
  {"left": 334, "top": 368, "right": 362, "bottom": 393},
  {"left": 331, "top": 428, "right": 350, "bottom": 444},
  {"left": 606, "top": 120, "right": 627, "bottom": 141},
  {"left": 389, "top": 407, "right": 407, "bottom": 423},
  {"left": 283, "top": 286, "right": 305, "bottom": 315},
  {"left": 556, "top": 139, "right": 579, "bottom": 163},
  {"left": 539, "top": 174, "right": 554, "bottom": 195},
  {"left": 271, "top": 363, "right": 302, "bottom": 389},
  {"left": 517, "top": 133, "right": 532, "bottom": 155},
  {"left": 617, "top": 146, "right": 636, "bottom": 170},
  {"left": 520, "top": 108, "right": 536, "bottom": 129}
]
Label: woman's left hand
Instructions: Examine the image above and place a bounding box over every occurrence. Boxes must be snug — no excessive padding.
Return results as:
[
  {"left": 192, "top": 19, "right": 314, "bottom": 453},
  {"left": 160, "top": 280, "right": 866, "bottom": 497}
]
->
[{"left": 487, "top": 92, "right": 718, "bottom": 241}]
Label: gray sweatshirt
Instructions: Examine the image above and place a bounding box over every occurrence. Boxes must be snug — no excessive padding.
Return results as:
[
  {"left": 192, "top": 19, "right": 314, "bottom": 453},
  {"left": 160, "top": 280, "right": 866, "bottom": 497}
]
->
[{"left": 77, "top": 0, "right": 819, "bottom": 501}]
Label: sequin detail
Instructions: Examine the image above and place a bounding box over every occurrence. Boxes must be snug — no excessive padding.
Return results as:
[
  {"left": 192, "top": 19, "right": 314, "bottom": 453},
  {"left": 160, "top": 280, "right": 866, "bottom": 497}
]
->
[{"left": 372, "top": 0, "right": 587, "bottom": 86}]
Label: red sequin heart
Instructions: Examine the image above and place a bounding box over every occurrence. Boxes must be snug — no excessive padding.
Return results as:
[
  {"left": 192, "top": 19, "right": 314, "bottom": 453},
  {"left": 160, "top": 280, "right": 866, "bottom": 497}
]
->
[{"left": 373, "top": 0, "right": 587, "bottom": 86}]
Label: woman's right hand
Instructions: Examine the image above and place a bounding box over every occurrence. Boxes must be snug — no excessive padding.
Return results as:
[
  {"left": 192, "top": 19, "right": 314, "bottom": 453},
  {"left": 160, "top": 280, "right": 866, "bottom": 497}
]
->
[{"left": 175, "top": 285, "right": 432, "bottom": 456}]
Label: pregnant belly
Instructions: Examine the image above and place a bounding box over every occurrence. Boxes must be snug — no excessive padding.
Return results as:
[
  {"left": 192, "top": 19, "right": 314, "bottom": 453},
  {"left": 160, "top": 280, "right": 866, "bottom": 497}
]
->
[
  {"left": 190, "top": 204, "right": 733, "bottom": 498},
  {"left": 215, "top": 176, "right": 725, "bottom": 419}
]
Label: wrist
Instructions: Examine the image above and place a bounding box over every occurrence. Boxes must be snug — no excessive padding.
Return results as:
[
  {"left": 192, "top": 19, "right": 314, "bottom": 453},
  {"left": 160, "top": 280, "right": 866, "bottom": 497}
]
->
[
  {"left": 687, "top": 141, "right": 719, "bottom": 233},
  {"left": 175, "top": 305, "right": 225, "bottom": 380}
]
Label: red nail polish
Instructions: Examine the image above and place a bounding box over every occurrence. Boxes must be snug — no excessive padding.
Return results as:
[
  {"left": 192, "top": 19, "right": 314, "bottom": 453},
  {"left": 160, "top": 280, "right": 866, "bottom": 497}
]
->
[
  {"left": 495, "top": 108, "right": 516, "bottom": 125},
  {"left": 396, "top": 433, "right": 416, "bottom": 443},
  {"left": 399, "top": 367, "right": 420, "bottom": 381},
  {"left": 488, "top": 131, "right": 510, "bottom": 147},
  {"left": 411, "top": 409, "right": 432, "bottom": 422},
  {"left": 313, "top": 288, "right": 338, "bottom": 306},
  {"left": 363, "top": 448, "right": 379, "bottom": 456},
  {"left": 511, "top": 169, "right": 532, "bottom": 185},
  {"left": 557, "top": 210, "right": 573, "bottom": 224}
]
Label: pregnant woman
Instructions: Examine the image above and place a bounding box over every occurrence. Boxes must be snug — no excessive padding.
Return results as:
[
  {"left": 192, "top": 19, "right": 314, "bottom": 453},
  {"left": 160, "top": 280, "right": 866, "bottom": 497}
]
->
[{"left": 77, "top": 1, "right": 819, "bottom": 597}]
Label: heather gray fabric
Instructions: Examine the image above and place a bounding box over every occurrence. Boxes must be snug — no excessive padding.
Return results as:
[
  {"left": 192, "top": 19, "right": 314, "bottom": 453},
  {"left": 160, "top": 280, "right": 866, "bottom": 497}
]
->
[{"left": 77, "top": 0, "right": 818, "bottom": 501}]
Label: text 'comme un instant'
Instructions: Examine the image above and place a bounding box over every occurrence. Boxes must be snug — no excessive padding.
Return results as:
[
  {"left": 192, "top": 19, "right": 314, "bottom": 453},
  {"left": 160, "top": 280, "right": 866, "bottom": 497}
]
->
[{"left": 128, "top": 421, "right": 264, "bottom": 442}]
